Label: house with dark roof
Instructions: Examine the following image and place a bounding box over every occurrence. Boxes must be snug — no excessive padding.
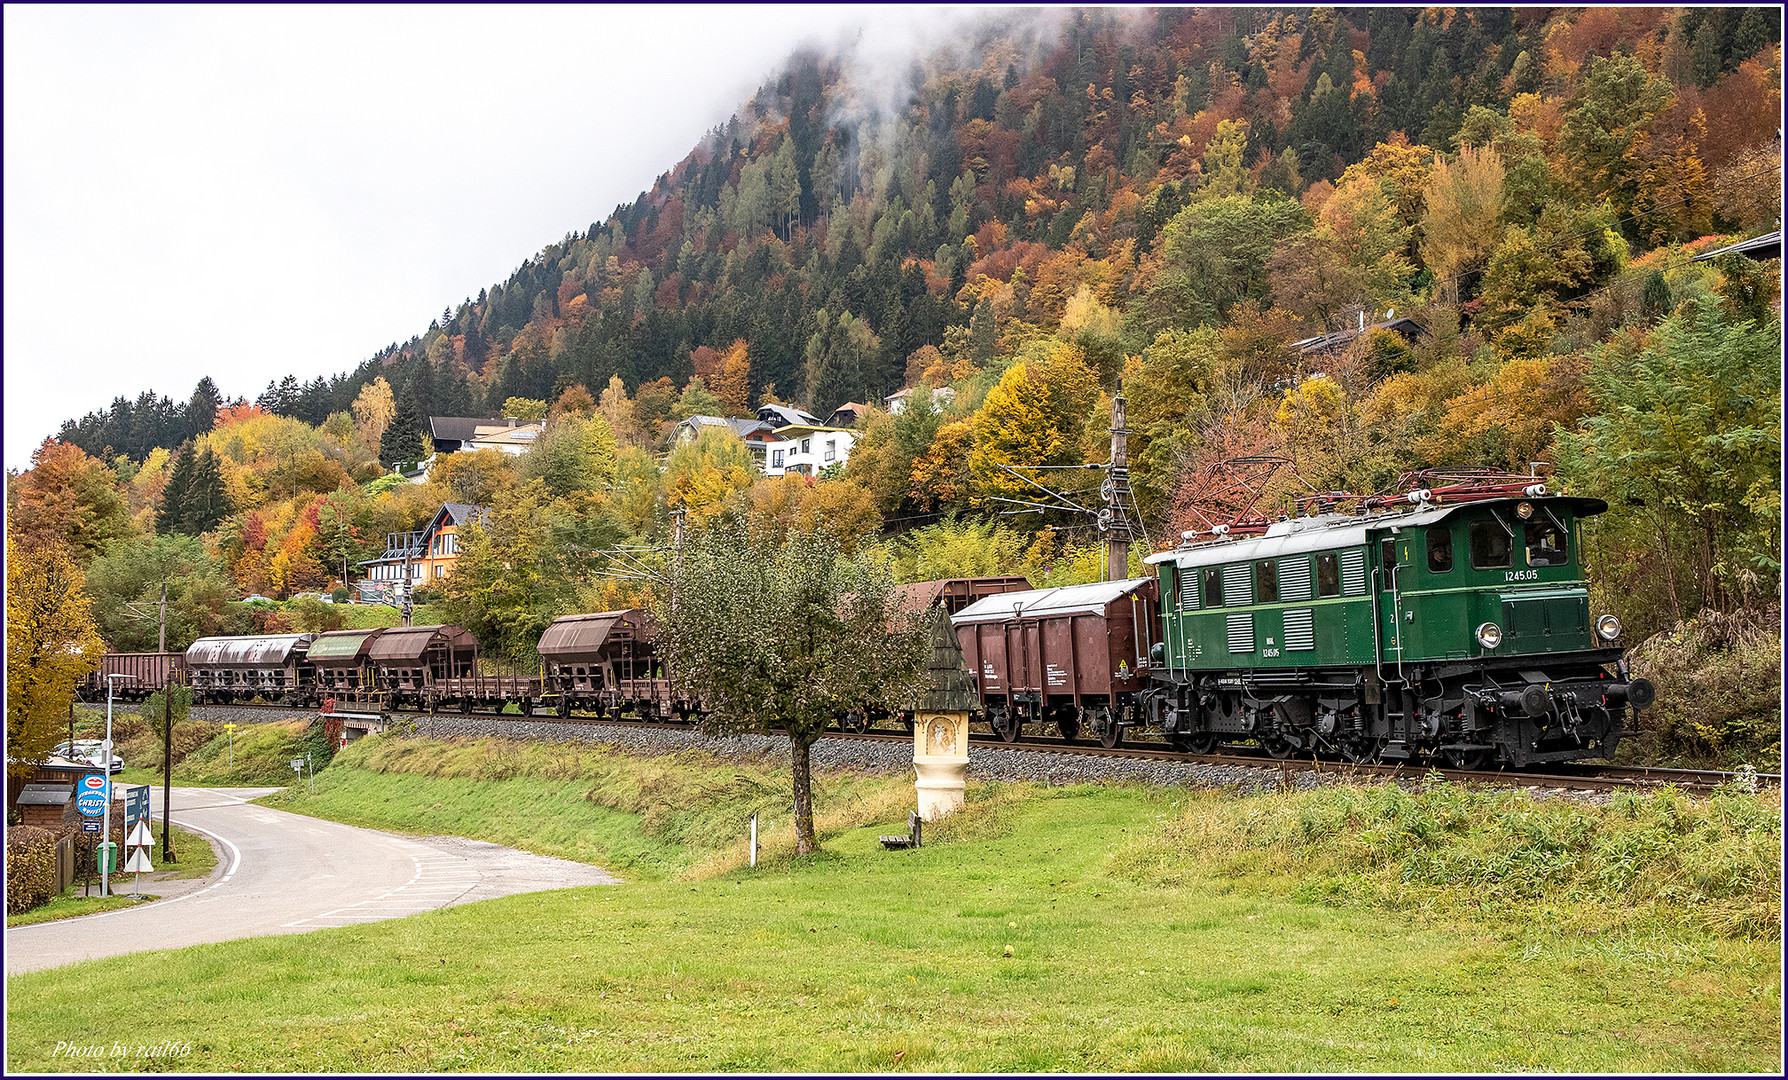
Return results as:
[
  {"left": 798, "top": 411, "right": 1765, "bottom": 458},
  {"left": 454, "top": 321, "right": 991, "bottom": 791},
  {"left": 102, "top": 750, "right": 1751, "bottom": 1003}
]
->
[
  {"left": 355, "top": 502, "right": 491, "bottom": 603},
  {"left": 757, "top": 402, "right": 824, "bottom": 428},
  {"left": 669, "top": 415, "right": 778, "bottom": 460},
  {"left": 1291, "top": 315, "right": 1428, "bottom": 357},
  {"left": 824, "top": 402, "right": 873, "bottom": 428},
  {"left": 429, "top": 416, "right": 544, "bottom": 455}
]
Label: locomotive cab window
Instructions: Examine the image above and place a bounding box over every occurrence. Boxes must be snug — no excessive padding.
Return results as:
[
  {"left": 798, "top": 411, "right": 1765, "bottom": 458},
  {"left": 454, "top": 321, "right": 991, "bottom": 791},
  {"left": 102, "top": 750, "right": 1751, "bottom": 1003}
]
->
[
  {"left": 1525, "top": 521, "right": 1569, "bottom": 566},
  {"left": 1470, "top": 519, "right": 1513, "bottom": 569},
  {"left": 1426, "top": 526, "right": 1453, "bottom": 572},
  {"left": 1203, "top": 567, "right": 1223, "bottom": 607},
  {"left": 1316, "top": 553, "right": 1339, "bottom": 597},
  {"left": 1255, "top": 560, "right": 1278, "bottom": 603}
]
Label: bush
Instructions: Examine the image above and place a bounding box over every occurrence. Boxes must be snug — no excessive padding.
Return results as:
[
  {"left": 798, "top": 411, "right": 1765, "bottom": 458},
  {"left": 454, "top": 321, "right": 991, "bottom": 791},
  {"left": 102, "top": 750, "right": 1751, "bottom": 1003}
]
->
[
  {"left": 6, "top": 826, "right": 58, "bottom": 914},
  {"left": 1626, "top": 606, "right": 1782, "bottom": 770},
  {"left": 331, "top": 587, "right": 350, "bottom": 603}
]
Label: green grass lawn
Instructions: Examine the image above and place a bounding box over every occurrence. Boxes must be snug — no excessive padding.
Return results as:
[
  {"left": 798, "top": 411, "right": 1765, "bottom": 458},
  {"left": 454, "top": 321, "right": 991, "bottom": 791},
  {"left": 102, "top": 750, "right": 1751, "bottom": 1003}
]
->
[{"left": 4, "top": 765, "right": 1779, "bottom": 1072}]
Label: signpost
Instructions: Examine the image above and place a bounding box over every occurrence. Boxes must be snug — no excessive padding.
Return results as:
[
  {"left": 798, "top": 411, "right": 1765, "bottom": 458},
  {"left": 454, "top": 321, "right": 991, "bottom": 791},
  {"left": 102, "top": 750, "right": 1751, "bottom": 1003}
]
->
[
  {"left": 226, "top": 722, "right": 235, "bottom": 768},
  {"left": 124, "top": 818, "right": 154, "bottom": 894},
  {"left": 125, "top": 784, "right": 150, "bottom": 838}
]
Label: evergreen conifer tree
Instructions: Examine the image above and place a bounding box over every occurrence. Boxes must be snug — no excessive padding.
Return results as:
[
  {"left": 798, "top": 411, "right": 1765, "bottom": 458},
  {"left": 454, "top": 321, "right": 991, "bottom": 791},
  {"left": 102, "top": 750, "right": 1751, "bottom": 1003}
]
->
[
  {"left": 380, "top": 394, "right": 426, "bottom": 470},
  {"left": 156, "top": 443, "right": 197, "bottom": 534},
  {"left": 180, "top": 449, "right": 229, "bottom": 535},
  {"left": 184, "top": 377, "right": 222, "bottom": 442}
]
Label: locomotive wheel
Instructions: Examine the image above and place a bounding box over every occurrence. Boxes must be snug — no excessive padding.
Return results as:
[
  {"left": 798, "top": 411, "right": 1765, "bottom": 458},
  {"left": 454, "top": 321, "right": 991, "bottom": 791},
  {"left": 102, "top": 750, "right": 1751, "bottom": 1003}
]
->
[
  {"left": 1099, "top": 721, "right": 1123, "bottom": 749},
  {"left": 1443, "top": 747, "right": 1495, "bottom": 771},
  {"left": 1339, "top": 736, "right": 1383, "bottom": 764},
  {"left": 460, "top": 698, "right": 473, "bottom": 715},
  {"left": 1171, "top": 731, "right": 1216, "bottom": 754},
  {"left": 519, "top": 698, "right": 535, "bottom": 717},
  {"left": 1261, "top": 733, "right": 1299, "bottom": 759},
  {"left": 1057, "top": 716, "right": 1081, "bottom": 743},
  {"left": 557, "top": 697, "right": 572, "bottom": 719}
]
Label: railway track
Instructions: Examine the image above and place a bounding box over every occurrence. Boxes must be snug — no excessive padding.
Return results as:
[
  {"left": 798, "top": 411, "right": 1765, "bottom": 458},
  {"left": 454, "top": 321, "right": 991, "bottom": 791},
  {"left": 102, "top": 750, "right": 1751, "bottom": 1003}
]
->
[{"left": 189, "top": 700, "right": 1778, "bottom": 795}]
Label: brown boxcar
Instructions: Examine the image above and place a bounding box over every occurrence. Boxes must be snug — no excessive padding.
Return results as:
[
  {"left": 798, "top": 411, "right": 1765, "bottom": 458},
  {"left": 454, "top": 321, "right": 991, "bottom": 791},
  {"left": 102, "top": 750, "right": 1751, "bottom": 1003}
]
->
[
  {"left": 949, "top": 577, "right": 1159, "bottom": 747},
  {"left": 306, "top": 629, "right": 387, "bottom": 699},
  {"left": 79, "top": 652, "right": 188, "bottom": 702},
  {"left": 367, "top": 625, "right": 479, "bottom": 709},
  {"left": 536, "top": 609, "right": 679, "bottom": 719}
]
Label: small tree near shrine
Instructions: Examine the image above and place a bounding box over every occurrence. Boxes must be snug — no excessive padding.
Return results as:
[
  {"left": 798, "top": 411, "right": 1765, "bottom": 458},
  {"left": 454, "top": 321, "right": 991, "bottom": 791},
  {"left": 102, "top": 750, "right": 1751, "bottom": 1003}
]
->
[{"left": 654, "top": 522, "right": 935, "bottom": 855}]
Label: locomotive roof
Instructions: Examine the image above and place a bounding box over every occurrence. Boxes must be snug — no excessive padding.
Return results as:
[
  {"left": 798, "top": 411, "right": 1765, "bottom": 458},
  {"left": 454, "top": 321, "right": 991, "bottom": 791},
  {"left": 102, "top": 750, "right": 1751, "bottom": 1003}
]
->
[
  {"left": 538, "top": 609, "right": 657, "bottom": 661},
  {"left": 1144, "top": 496, "right": 1609, "bottom": 568},
  {"left": 950, "top": 577, "right": 1153, "bottom": 626},
  {"left": 185, "top": 634, "right": 316, "bottom": 666}
]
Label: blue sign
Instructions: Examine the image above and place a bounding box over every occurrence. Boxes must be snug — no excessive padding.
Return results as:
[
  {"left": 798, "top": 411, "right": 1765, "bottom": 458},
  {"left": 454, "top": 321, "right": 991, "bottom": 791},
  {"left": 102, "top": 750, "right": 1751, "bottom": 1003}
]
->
[
  {"left": 126, "top": 785, "right": 150, "bottom": 834},
  {"left": 76, "top": 789, "right": 108, "bottom": 817},
  {"left": 81, "top": 818, "right": 101, "bottom": 834}
]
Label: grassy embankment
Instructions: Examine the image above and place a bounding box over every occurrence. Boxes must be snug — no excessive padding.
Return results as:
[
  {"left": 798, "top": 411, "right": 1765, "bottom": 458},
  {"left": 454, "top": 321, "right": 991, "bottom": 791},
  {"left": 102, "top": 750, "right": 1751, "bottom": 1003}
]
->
[
  {"left": 74, "top": 706, "right": 323, "bottom": 789},
  {"left": 5, "top": 821, "right": 220, "bottom": 928},
  {"left": 5, "top": 731, "right": 1779, "bottom": 1072}
]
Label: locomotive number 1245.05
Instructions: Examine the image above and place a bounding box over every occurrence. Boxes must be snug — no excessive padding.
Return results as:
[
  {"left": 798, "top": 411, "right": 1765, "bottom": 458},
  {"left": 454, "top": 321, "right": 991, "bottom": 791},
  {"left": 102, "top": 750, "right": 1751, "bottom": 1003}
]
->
[{"left": 1505, "top": 569, "right": 1540, "bottom": 582}]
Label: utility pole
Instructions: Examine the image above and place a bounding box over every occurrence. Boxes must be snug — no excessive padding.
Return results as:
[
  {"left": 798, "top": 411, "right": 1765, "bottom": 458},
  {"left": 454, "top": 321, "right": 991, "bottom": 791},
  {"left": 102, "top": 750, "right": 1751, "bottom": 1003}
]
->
[
  {"left": 401, "top": 536, "right": 414, "bottom": 627},
  {"left": 161, "top": 671, "right": 176, "bottom": 862},
  {"left": 670, "top": 508, "right": 688, "bottom": 612},
  {"left": 1104, "top": 379, "right": 1132, "bottom": 582},
  {"left": 157, "top": 581, "right": 167, "bottom": 653}
]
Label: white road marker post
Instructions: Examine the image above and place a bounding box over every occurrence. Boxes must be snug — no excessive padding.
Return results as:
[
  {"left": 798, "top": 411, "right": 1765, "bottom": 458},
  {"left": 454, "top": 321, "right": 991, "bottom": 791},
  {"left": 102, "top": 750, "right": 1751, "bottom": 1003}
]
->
[{"left": 750, "top": 814, "right": 757, "bottom": 868}]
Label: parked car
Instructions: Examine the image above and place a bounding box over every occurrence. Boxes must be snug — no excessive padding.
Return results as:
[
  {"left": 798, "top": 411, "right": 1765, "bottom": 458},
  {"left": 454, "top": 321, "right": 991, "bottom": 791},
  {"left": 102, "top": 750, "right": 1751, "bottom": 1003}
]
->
[
  {"left": 242, "top": 594, "right": 276, "bottom": 604},
  {"left": 52, "top": 740, "right": 125, "bottom": 774}
]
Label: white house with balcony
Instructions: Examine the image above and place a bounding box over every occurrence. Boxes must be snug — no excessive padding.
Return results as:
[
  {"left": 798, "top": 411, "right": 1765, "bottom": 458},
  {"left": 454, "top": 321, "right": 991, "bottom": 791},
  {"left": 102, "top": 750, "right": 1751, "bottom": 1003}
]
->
[{"left": 761, "top": 423, "right": 859, "bottom": 477}]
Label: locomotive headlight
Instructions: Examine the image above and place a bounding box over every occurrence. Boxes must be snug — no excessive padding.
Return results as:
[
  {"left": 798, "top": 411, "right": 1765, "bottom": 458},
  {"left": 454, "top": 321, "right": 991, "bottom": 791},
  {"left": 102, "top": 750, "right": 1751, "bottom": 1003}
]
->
[
  {"left": 1475, "top": 622, "right": 1503, "bottom": 649},
  {"left": 1516, "top": 501, "right": 1534, "bottom": 520},
  {"left": 1595, "top": 614, "right": 1622, "bottom": 641}
]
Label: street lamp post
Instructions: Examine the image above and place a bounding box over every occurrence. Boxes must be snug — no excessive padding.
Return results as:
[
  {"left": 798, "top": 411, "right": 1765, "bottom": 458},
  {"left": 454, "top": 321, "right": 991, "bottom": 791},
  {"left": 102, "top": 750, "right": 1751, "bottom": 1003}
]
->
[{"left": 101, "top": 672, "right": 135, "bottom": 898}]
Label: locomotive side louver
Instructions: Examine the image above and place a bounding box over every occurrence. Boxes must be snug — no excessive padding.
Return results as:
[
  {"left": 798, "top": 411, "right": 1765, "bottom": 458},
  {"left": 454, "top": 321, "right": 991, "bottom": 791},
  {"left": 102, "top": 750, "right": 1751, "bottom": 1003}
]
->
[
  {"left": 1279, "top": 558, "right": 1313, "bottom": 601},
  {"left": 1178, "top": 567, "right": 1198, "bottom": 609},
  {"left": 1223, "top": 564, "right": 1252, "bottom": 606},
  {"left": 1282, "top": 609, "right": 1315, "bottom": 651},
  {"left": 1227, "top": 613, "right": 1255, "bottom": 653},
  {"left": 1341, "top": 550, "right": 1367, "bottom": 595}
]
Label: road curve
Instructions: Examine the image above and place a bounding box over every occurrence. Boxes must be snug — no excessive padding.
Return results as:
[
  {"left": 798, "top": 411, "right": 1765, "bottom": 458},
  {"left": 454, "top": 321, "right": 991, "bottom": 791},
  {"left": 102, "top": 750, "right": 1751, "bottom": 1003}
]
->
[{"left": 5, "top": 787, "right": 620, "bottom": 976}]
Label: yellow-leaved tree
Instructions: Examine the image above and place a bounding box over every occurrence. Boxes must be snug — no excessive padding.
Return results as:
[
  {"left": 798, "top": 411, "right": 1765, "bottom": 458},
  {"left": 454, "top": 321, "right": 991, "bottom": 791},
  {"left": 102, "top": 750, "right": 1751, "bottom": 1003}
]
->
[
  {"left": 664, "top": 429, "right": 757, "bottom": 523},
  {"left": 351, "top": 377, "right": 396, "bottom": 451},
  {"left": 1418, "top": 144, "right": 1507, "bottom": 303},
  {"left": 968, "top": 341, "right": 1099, "bottom": 505},
  {"left": 6, "top": 539, "right": 104, "bottom": 777}
]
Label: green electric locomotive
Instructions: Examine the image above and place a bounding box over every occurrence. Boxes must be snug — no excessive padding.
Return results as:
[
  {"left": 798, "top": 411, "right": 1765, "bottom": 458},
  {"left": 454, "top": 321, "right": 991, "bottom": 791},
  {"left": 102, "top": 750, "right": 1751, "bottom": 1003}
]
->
[{"left": 1143, "top": 488, "right": 1654, "bottom": 768}]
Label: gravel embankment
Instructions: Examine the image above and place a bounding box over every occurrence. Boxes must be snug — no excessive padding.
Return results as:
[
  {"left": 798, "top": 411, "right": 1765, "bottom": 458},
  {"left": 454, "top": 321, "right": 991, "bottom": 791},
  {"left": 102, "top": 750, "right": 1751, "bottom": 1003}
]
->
[
  {"left": 402, "top": 714, "right": 1612, "bottom": 801},
  {"left": 188, "top": 705, "right": 319, "bottom": 726}
]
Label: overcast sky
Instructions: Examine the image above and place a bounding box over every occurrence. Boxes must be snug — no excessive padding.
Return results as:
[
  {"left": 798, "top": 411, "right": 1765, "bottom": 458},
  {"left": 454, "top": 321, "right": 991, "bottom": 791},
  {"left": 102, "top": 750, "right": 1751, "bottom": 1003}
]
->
[{"left": 3, "top": 4, "right": 988, "bottom": 470}]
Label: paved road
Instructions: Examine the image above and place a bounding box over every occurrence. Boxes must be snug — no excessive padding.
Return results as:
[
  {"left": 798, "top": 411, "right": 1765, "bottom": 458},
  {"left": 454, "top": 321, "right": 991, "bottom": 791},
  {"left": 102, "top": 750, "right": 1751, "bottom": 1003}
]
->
[{"left": 6, "top": 788, "right": 620, "bottom": 976}]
